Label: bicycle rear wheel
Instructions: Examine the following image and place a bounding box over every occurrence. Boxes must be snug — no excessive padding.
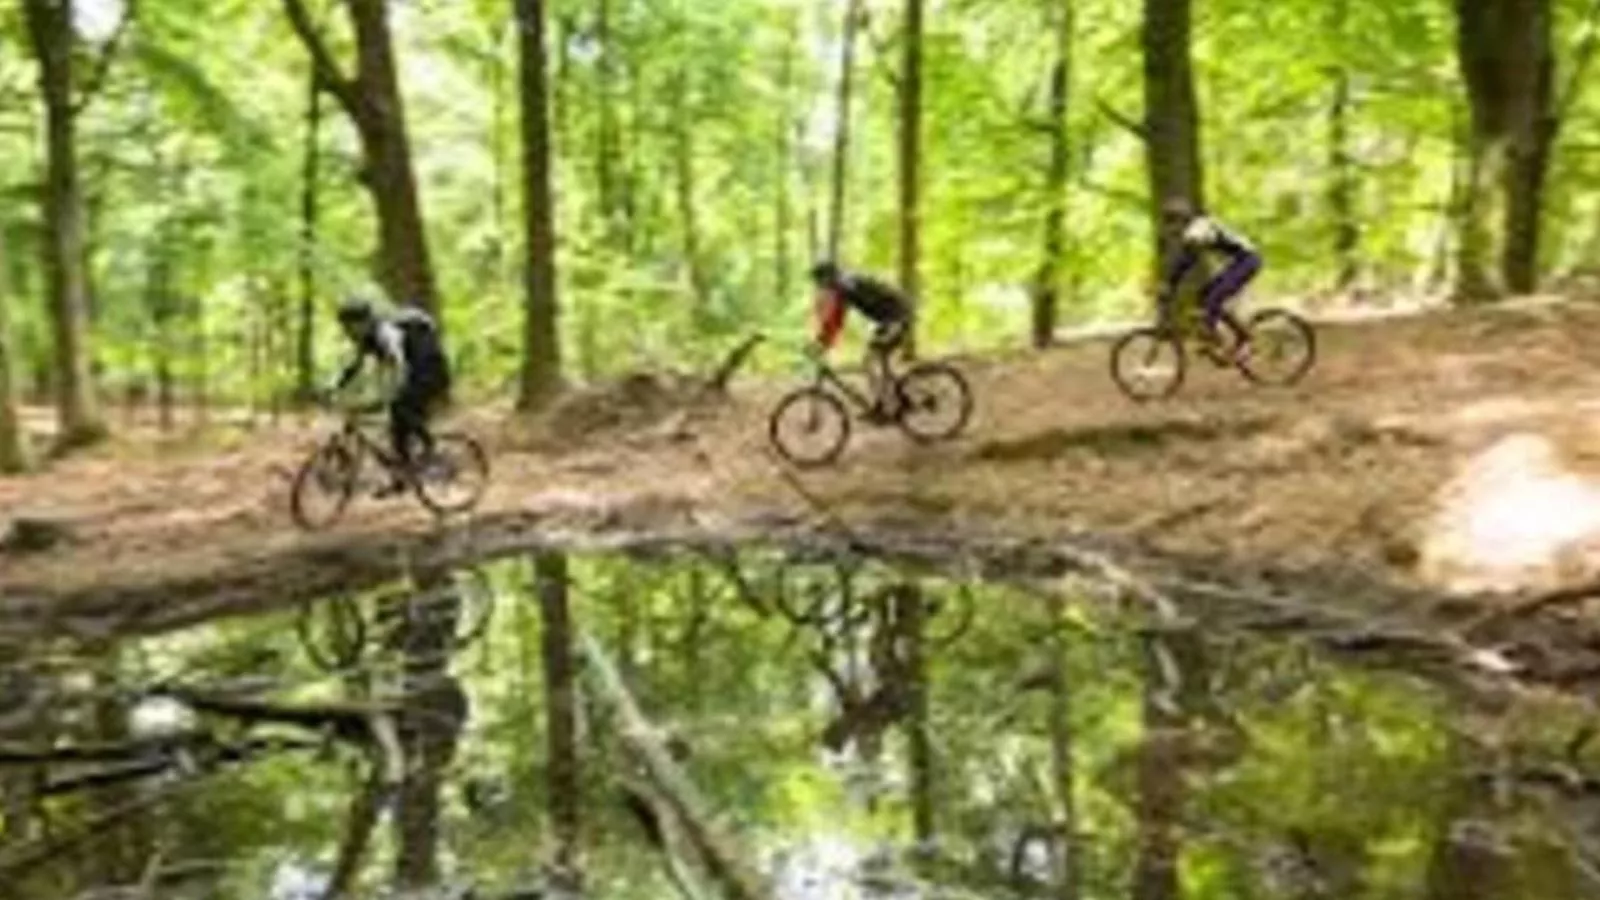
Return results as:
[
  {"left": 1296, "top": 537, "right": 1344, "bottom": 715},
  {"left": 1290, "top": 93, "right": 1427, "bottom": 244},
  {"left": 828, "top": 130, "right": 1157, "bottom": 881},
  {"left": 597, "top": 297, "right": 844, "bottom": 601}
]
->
[
  {"left": 414, "top": 433, "right": 490, "bottom": 515},
  {"left": 894, "top": 362, "right": 974, "bottom": 442},
  {"left": 1110, "top": 328, "right": 1186, "bottom": 401},
  {"left": 1238, "top": 309, "right": 1316, "bottom": 387},
  {"left": 290, "top": 439, "right": 359, "bottom": 531},
  {"left": 769, "top": 387, "right": 851, "bottom": 468}
]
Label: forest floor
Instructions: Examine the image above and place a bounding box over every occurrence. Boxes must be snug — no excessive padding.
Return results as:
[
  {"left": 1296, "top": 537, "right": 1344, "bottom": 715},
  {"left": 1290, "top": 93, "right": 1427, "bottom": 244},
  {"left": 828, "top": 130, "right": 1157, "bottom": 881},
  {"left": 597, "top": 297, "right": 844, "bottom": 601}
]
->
[{"left": 8, "top": 296, "right": 1600, "bottom": 685}]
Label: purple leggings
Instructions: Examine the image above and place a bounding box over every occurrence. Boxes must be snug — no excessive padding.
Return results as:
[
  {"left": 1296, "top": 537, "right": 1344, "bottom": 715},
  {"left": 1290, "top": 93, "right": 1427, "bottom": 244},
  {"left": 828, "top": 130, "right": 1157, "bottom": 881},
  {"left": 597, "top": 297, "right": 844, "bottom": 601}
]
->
[{"left": 1201, "top": 252, "right": 1261, "bottom": 330}]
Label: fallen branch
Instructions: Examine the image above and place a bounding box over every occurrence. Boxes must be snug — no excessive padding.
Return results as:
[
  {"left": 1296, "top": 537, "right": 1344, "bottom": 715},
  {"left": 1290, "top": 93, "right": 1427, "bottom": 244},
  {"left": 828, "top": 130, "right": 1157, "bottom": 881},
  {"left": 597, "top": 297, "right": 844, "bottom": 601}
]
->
[{"left": 697, "top": 333, "right": 765, "bottom": 400}]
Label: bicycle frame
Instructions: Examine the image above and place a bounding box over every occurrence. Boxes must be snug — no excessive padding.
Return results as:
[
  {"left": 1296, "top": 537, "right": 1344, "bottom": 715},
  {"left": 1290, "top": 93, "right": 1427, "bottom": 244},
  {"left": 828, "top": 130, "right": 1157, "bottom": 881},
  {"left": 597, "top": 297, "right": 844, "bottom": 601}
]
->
[{"left": 810, "top": 359, "right": 877, "bottom": 412}]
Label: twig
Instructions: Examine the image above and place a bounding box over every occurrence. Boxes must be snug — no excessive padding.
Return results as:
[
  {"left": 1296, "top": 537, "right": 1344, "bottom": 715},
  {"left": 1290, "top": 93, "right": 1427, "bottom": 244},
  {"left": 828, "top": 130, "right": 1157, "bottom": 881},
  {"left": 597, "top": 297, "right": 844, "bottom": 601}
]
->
[{"left": 1095, "top": 96, "right": 1148, "bottom": 143}]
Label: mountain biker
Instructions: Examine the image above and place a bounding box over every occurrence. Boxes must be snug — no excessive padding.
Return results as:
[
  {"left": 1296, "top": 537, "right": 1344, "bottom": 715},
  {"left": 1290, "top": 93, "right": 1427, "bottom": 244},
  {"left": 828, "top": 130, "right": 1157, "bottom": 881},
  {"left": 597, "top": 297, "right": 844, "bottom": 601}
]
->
[
  {"left": 808, "top": 261, "right": 913, "bottom": 422},
  {"left": 329, "top": 295, "right": 452, "bottom": 497},
  {"left": 1158, "top": 198, "right": 1261, "bottom": 364}
]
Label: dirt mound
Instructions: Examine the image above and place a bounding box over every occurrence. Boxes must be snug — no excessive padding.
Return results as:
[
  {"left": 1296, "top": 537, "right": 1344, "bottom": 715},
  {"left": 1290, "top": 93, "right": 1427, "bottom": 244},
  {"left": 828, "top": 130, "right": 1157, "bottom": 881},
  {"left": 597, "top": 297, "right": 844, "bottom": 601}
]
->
[{"left": 531, "top": 372, "right": 699, "bottom": 447}]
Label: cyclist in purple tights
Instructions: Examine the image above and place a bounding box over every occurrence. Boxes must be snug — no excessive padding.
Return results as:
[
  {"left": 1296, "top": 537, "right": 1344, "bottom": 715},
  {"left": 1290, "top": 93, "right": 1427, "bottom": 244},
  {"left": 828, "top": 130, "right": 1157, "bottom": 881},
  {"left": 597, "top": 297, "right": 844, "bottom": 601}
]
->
[{"left": 1157, "top": 197, "right": 1262, "bottom": 364}]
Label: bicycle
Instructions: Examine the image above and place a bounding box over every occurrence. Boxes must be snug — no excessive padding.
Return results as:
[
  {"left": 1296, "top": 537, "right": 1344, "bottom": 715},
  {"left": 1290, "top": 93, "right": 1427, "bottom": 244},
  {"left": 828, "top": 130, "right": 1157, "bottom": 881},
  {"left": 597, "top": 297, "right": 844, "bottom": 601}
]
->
[
  {"left": 770, "top": 558, "right": 976, "bottom": 650},
  {"left": 1109, "top": 299, "right": 1316, "bottom": 402},
  {"left": 768, "top": 346, "right": 974, "bottom": 468},
  {"left": 289, "top": 398, "right": 489, "bottom": 531},
  {"left": 296, "top": 564, "right": 496, "bottom": 673}
]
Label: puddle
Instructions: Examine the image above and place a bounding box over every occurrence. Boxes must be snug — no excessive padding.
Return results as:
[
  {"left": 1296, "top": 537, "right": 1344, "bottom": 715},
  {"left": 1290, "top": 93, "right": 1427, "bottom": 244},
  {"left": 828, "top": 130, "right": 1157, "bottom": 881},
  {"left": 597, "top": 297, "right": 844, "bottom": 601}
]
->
[{"left": 0, "top": 546, "right": 1596, "bottom": 899}]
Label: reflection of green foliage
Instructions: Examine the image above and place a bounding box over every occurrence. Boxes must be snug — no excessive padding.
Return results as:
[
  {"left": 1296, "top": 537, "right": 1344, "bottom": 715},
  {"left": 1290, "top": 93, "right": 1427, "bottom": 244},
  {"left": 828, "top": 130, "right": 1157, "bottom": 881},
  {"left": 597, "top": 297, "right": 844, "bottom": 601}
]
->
[{"left": 15, "top": 550, "right": 1596, "bottom": 897}]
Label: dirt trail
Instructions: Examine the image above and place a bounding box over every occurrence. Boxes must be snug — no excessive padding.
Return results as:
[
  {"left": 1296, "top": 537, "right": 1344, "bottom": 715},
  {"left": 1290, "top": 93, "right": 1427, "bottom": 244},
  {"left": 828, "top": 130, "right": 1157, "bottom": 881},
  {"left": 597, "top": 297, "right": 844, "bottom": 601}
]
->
[{"left": 6, "top": 298, "right": 1600, "bottom": 651}]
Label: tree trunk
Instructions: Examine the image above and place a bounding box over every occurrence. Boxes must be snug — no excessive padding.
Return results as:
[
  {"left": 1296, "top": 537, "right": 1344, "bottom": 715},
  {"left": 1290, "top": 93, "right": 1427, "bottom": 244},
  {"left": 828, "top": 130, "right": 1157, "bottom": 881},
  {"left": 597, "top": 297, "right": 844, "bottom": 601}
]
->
[
  {"left": 827, "top": 0, "right": 864, "bottom": 262},
  {"left": 903, "top": 584, "right": 936, "bottom": 849},
  {"left": 897, "top": 0, "right": 925, "bottom": 358},
  {"left": 535, "top": 552, "right": 582, "bottom": 885},
  {"left": 515, "top": 0, "right": 563, "bottom": 411},
  {"left": 1327, "top": 0, "right": 1358, "bottom": 291},
  {"left": 0, "top": 221, "right": 29, "bottom": 473},
  {"left": 23, "top": 0, "right": 107, "bottom": 449},
  {"left": 1141, "top": 0, "right": 1204, "bottom": 275},
  {"left": 1031, "top": 0, "right": 1071, "bottom": 349},
  {"left": 1500, "top": 0, "right": 1553, "bottom": 294},
  {"left": 1046, "top": 595, "right": 1080, "bottom": 900},
  {"left": 296, "top": 65, "right": 322, "bottom": 404},
  {"left": 1452, "top": 0, "right": 1554, "bottom": 300},
  {"left": 283, "top": 0, "right": 441, "bottom": 320}
]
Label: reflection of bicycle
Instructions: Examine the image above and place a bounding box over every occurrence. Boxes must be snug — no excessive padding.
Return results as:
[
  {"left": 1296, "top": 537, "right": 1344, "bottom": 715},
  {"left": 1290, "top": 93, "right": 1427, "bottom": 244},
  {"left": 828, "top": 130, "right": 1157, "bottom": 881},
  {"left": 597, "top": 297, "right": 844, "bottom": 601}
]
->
[
  {"left": 296, "top": 566, "right": 495, "bottom": 673},
  {"left": 768, "top": 348, "right": 973, "bottom": 468},
  {"left": 770, "top": 561, "right": 975, "bottom": 650},
  {"left": 1110, "top": 300, "right": 1315, "bottom": 402},
  {"left": 290, "top": 400, "right": 489, "bottom": 530}
]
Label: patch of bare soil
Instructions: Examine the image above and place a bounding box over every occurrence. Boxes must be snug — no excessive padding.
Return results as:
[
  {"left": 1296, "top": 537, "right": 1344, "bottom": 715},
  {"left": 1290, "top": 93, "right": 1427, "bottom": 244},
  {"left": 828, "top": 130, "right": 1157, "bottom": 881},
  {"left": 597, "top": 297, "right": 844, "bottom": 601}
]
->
[{"left": 8, "top": 298, "right": 1600, "bottom": 641}]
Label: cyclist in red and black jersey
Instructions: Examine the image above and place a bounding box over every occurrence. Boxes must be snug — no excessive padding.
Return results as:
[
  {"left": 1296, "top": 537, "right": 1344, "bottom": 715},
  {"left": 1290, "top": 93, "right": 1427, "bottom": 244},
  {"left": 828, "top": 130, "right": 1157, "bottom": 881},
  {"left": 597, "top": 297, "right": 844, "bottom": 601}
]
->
[{"left": 808, "top": 261, "right": 913, "bottom": 422}]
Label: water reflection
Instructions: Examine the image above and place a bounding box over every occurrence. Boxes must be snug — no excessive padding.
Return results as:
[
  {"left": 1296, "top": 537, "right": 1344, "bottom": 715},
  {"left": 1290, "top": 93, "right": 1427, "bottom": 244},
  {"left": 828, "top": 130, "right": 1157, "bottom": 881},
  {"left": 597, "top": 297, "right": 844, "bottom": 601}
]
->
[{"left": 0, "top": 547, "right": 1596, "bottom": 899}]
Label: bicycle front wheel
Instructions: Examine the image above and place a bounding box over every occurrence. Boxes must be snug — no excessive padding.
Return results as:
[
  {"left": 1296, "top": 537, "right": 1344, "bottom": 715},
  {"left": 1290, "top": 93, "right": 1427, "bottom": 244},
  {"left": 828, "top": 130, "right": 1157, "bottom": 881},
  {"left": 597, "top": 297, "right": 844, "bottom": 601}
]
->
[
  {"left": 769, "top": 388, "right": 851, "bottom": 468},
  {"left": 1238, "top": 309, "right": 1316, "bottom": 387},
  {"left": 1110, "top": 328, "right": 1186, "bottom": 401},
  {"left": 414, "top": 433, "right": 490, "bottom": 515},
  {"left": 894, "top": 362, "right": 974, "bottom": 442},
  {"left": 290, "top": 439, "right": 359, "bottom": 531}
]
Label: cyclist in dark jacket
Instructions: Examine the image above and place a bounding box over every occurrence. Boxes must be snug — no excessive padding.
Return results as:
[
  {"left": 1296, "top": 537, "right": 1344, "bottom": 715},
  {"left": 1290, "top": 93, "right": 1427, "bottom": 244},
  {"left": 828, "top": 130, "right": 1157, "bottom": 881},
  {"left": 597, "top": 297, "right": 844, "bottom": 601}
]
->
[{"left": 330, "top": 295, "right": 452, "bottom": 496}]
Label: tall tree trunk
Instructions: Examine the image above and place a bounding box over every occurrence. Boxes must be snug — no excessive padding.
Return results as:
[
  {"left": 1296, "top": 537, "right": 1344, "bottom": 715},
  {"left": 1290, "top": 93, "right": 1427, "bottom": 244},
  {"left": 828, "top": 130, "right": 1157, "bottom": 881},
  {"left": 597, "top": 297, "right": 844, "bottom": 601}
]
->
[
  {"left": 1327, "top": 0, "right": 1358, "bottom": 291},
  {"left": 1031, "top": 0, "right": 1072, "bottom": 349},
  {"left": 515, "top": 0, "right": 563, "bottom": 411},
  {"left": 283, "top": 0, "right": 441, "bottom": 320},
  {"left": 897, "top": 0, "right": 925, "bottom": 357},
  {"left": 23, "top": 0, "right": 107, "bottom": 449},
  {"left": 1046, "top": 595, "right": 1080, "bottom": 900},
  {"left": 0, "top": 222, "right": 29, "bottom": 473},
  {"left": 535, "top": 552, "right": 583, "bottom": 885},
  {"left": 296, "top": 65, "right": 322, "bottom": 404},
  {"left": 1452, "top": 0, "right": 1554, "bottom": 300},
  {"left": 1500, "top": 0, "right": 1553, "bottom": 294},
  {"left": 1141, "top": 0, "right": 1204, "bottom": 275},
  {"left": 827, "top": 0, "right": 865, "bottom": 262}
]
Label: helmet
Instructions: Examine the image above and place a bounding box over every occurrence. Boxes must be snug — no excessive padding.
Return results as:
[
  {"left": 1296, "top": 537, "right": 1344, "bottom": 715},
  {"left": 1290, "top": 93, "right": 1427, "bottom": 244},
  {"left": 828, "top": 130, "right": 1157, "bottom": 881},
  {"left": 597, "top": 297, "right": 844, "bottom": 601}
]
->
[
  {"left": 336, "top": 295, "right": 376, "bottom": 325},
  {"left": 809, "top": 260, "right": 841, "bottom": 285}
]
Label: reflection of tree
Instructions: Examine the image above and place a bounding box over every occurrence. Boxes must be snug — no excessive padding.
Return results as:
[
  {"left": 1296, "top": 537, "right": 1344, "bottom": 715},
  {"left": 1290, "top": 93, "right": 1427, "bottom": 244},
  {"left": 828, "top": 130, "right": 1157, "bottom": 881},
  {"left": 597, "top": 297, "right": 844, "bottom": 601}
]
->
[{"left": 389, "top": 570, "right": 471, "bottom": 890}]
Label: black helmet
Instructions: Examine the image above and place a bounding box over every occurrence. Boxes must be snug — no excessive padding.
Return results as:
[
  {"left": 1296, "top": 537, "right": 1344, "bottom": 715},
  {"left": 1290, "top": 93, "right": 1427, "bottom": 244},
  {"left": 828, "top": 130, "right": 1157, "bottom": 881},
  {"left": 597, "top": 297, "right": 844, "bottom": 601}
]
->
[
  {"left": 336, "top": 294, "right": 376, "bottom": 325},
  {"left": 809, "top": 260, "right": 840, "bottom": 285}
]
